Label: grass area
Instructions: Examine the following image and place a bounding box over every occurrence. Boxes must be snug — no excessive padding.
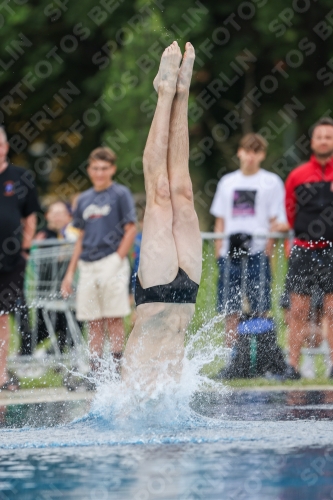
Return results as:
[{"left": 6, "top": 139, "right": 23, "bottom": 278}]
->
[
  {"left": 226, "top": 377, "right": 333, "bottom": 388},
  {"left": 18, "top": 369, "right": 64, "bottom": 390}
]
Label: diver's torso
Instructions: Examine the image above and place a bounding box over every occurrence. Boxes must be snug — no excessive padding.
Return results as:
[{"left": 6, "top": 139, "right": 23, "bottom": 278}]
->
[
  {"left": 122, "top": 303, "right": 194, "bottom": 388},
  {"left": 133, "top": 302, "right": 195, "bottom": 339}
]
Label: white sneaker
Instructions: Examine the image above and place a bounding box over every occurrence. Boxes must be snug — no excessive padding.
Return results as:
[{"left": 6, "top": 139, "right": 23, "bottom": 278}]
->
[
  {"left": 33, "top": 347, "right": 47, "bottom": 359},
  {"left": 300, "top": 354, "right": 316, "bottom": 379}
]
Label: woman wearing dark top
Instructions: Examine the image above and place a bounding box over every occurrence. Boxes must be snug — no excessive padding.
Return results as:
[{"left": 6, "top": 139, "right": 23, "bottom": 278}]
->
[{"left": 0, "top": 127, "right": 40, "bottom": 389}]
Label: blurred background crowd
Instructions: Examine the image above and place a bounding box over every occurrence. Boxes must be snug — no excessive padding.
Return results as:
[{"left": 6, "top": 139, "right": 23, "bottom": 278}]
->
[{"left": 1, "top": 0, "right": 333, "bottom": 389}]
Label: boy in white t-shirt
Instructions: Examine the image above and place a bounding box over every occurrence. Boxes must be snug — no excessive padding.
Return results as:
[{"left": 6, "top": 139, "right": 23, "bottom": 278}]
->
[{"left": 210, "top": 133, "right": 288, "bottom": 378}]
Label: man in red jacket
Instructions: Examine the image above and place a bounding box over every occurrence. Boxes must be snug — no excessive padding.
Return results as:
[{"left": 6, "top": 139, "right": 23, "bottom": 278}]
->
[{"left": 284, "top": 117, "right": 333, "bottom": 379}]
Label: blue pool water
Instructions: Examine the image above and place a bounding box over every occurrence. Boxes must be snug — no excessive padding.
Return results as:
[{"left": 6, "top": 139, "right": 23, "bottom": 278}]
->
[{"left": 0, "top": 389, "right": 333, "bottom": 499}]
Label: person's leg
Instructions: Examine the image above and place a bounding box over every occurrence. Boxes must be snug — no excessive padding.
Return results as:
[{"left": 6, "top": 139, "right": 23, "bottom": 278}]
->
[
  {"left": 304, "top": 306, "right": 323, "bottom": 348},
  {"left": 36, "top": 307, "right": 49, "bottom": 344},
  {"left": 247, "top": 253, "right": 271, "bottom": 316},
  {"left": 122, "top": 43, "right": 207, "bottom": 393},
  {"left": 0, "top": 314, "right": 10, "bottom": 386},
  {"left": 17, "top": 299, "right": 32, "bottom": 355},
  {"left": 299, "top": 307, "right": 323, "bottom": 379},
  {"left": 105, "top": 317, "right": 125, "bottom": 371},
  {"left": 105, "top": 318, "right": 125, "bottom": 351},
  {"left": 320, "top": 250, "right": 333, "bottom": 374},
  {"left": 138, "top": 41, "right": 182, "bottom": 289},
  {"left": 289, "top": 293, "right": 311, "bottom": 369},
  {"left": 225, "top": 313, "right": 240, "bottom": 348},
  {"left": 56, "top": 312, "right": 68, "bottom": 353},
  {"left": 322, "top": 294, "right": 333, "bottom": 367},
  {"left": 88, "top": 319, "right": 105, "bottom": 370},
  {"left": 165, "top": 42, "right": 202, "bottom": 284},
  {"left": 217, "top": 257, "right": 240, "bottom": 347}
]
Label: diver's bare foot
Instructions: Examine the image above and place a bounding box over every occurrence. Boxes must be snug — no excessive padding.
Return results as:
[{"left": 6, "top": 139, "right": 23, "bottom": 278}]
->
[
  {"left": 177, "top": 42, "right": 195, "bottom": 93},
  {"left": 153, "top": 41, "right": 182, "bottom": 94},
  {"left": 153, "top": 64, "right": 161, "bottom": 93}
]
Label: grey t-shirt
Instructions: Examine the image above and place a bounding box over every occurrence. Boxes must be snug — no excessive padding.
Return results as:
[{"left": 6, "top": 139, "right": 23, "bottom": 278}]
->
[{"left": 73, "top": 183, "right": 136, "bottom": 262}]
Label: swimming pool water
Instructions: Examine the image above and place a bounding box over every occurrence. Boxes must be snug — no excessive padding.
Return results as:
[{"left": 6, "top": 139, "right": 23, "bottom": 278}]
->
[{"left": 0, "top": 389, "right": 332, "bottom": 499}]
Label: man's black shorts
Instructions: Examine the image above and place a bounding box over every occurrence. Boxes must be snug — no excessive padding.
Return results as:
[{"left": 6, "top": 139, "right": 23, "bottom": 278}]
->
[
  {"left": 0, "top": 257, "right": 26, "bottom": 313},
  {"left": 286, "top": 245, "right": 333, "bottom": 295}
]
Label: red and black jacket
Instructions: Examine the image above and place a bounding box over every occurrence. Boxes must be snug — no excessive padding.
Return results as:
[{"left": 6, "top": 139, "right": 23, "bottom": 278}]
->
[{"left": 285, "top": 155, "right": 333, "bottom": 248}]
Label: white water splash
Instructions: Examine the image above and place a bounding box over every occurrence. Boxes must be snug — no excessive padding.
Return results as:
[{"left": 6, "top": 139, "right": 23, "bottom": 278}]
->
[{"left": 89, "top": 314, "right": 231, "bottom": 429}]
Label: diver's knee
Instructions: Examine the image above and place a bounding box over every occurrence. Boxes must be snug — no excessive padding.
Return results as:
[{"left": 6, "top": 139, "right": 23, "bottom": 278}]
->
[
  {"left": 170, "top": 179, "right": 193, "bottom": 202},
  {"left": 154, "top": 174, "right": 171, "bottom": 205}
]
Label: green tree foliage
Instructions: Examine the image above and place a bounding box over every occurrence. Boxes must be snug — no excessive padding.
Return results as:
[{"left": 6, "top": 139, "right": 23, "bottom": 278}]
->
[
  {"left": 2, "top": 0, "right": 333, "bottom": 225},
  {"left": 1, "top": 0, "right": 136, "bottom": 195}
]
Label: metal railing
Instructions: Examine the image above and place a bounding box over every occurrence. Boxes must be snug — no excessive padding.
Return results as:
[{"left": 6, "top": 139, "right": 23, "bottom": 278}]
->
[{"left": 8, "top": 239, "right": 85, "bottom": 373}]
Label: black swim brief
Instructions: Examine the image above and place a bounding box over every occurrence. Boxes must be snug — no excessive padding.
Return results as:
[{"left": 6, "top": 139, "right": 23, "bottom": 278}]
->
[{"left": 135, "top": 268, "right": 199, "bottom": 306}]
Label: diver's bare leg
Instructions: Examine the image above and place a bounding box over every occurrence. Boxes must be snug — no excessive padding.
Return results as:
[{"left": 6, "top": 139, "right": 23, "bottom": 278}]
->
[
  {"left": 122, "top": 42, "right": 183, "bottom": 390},
  {"left": 123, "top": 44, "right": 202, "bottom": 393},
  {"left": 168, "top": 43, "right": 202, "bottom": 285},
  {"left": 138, "top": 41, "right": 182, "bottom": 289}
]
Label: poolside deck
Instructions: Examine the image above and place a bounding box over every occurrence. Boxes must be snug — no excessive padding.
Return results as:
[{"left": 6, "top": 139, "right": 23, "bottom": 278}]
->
[
  {"left": 0, "top": 385, "right": 332, "bottom": 406},
  {"left": 0, "top": 387, "right": 94, "bottom": 405}
]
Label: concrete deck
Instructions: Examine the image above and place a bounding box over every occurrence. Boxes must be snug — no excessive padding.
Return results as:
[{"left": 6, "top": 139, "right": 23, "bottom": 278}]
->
[
  {"left": 0, "top": 385, "right": 332, "bottom": 406},
  {"left": 0, "top": 387, "right": 94, "bottom": 406},
  {"left": 231, "top": 385, "right": 333, "bottom": 392}
]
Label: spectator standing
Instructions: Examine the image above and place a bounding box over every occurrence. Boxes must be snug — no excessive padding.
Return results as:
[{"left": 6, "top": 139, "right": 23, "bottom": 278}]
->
[
  {"left": 0, "top": 126, "right": 40, "bottom": 387},
  {"left": 34, "top": 200, "right": 80, "bottom": 352},
  {"left": 210, "top": 133, "right": 287, "bottom": 379},
  {"left": 284, "top": 117, "right": 333, "bottom": 379},
  {"left": 35, "top": 200, "right": 80, "bottom": 241},
  {"left": 61, "top": 147, "right": 136, "bottom": 379}
]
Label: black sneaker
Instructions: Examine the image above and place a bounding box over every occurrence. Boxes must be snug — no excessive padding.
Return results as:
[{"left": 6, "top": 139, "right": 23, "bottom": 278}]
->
[
  {"left": 83, "top": 372, "right": 97, "bottom": 391},
  {"left": 64, "top": 370, "right": 97, "bottom": 391},
  {"left": 216, "top": 363, "right": 244, "bottom": 380},
  {"left": 283, "top": 365, "right": 301, "bottom": 380},
  {"left": 63, "top": 370, "right": 81, "bottom": 391}
]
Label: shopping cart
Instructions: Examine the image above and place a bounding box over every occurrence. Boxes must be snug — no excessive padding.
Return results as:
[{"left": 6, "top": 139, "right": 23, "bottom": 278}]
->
[{"left": 25, "top": 239, "right": 85, "bottom": 359}]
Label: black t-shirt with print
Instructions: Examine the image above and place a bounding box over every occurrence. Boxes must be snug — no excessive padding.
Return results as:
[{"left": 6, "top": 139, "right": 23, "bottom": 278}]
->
[{"left": 0, "top": 164, "right": 41, "bottom": 272}]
